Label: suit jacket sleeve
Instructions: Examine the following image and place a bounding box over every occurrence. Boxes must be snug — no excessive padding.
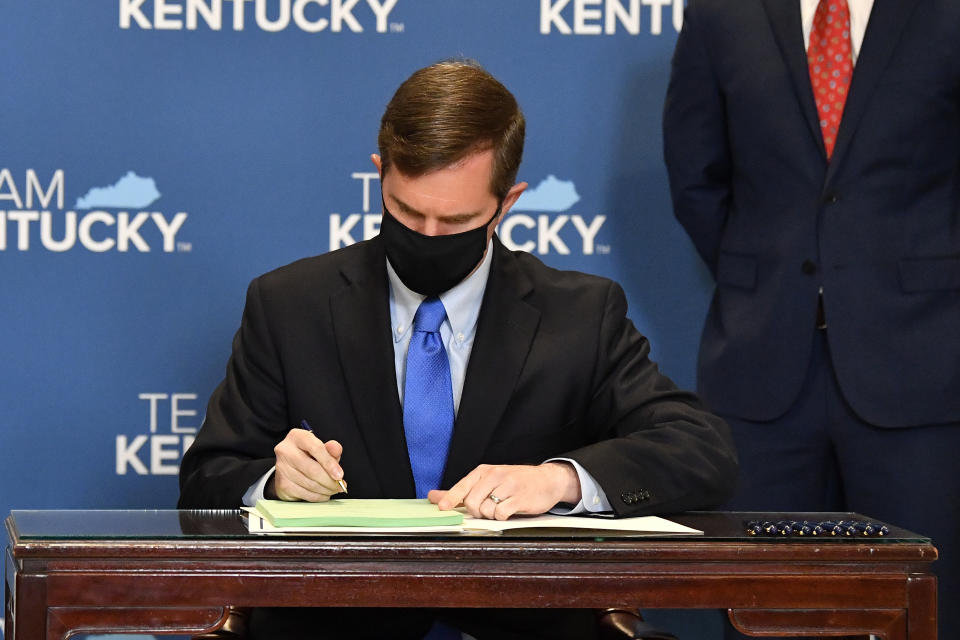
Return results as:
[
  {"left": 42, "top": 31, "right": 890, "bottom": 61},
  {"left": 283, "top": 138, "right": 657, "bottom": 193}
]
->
[
  {"left": 564, "top": 280, "right": 738, "bottom": 516},
  {"left": 178, "top": 276, "right": 289, "bottom": 508},
  {"left": 663, "top": 0, "right": 732, "bottom": 275}
]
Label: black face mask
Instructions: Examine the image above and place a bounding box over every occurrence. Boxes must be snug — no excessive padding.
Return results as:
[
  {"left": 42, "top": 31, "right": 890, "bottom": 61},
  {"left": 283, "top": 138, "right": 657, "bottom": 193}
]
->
[{"left": 380, "top": 200, "right": 500, "bottom": 297}]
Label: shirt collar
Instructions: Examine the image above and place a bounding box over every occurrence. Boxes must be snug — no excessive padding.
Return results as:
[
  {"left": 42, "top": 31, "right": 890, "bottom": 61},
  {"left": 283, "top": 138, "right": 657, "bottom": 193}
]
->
[{"left": 386, "top": 238, "right": 494, "bottom": 343}]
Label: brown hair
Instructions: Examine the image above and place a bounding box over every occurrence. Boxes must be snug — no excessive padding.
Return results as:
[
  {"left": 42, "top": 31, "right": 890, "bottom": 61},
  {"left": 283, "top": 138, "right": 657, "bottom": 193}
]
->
[{"left": 378, "top": 59, "right": 525, "bottom": 201}]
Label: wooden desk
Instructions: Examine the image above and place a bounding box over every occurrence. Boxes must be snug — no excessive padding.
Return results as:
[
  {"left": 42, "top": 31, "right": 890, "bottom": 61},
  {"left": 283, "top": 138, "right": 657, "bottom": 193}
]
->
[{"left": 5, "top": 510, "right": 937, "bottom": 639}]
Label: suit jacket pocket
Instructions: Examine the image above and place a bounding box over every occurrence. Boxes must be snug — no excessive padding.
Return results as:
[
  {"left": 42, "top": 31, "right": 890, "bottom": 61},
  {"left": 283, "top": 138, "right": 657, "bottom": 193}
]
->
[
  {"left": 716, "top": 251, "right": 758, "bottom": 290},
  {"left": 899, "top": 256, "right": 960, "bottom": 292}
]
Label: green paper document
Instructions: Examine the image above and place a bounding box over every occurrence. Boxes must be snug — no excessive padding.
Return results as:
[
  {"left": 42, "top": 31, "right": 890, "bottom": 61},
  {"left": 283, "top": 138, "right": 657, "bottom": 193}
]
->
[{"left": 255, "top": 498, "right": 465, "bottom": 528}]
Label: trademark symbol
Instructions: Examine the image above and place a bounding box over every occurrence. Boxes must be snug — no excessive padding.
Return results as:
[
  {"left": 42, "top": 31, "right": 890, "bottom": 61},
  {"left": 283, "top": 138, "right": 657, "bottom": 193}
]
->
[
  {"left": 176, "top": 242, "right": 192, "bottom": 253},
  {"left": 596, "top": 244, "right": 611, "bottom": 254},
  {"left": 389, "top": 22, "right": 404, "bottom": 32}
]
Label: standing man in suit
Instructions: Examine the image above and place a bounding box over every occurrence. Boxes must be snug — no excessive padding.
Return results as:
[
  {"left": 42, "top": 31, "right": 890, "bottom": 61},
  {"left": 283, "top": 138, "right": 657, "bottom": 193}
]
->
[
  {"left": 664, "top": 1, "right": 960, "bottom": 637},
  {"left": 180, "top": 59, "right": 737, "bottom": 640}
]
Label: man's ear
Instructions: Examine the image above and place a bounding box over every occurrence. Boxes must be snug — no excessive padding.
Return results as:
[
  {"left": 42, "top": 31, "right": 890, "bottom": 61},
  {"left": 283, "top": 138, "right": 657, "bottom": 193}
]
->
[
  {"left": 371, "top": 154, "right": 383, "bottom": 176},
  {"left": 499, "top": 182, "right": 528, "bottom": 221}
]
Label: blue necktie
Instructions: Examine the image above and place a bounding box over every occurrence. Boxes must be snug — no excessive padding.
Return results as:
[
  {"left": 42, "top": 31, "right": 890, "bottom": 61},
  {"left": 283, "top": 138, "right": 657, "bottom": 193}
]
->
[{"left": 403, "top": 297, "right": 455, "bottom": 499}]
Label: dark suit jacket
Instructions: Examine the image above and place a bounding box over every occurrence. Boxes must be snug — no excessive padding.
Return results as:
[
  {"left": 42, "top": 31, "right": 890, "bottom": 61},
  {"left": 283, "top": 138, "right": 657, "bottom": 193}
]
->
[
  {"left": 663, "top": 0, "right": 960, "bottom": 426},
  {"left": 179, "top": 235, "right": 737, "bottom": 515}
]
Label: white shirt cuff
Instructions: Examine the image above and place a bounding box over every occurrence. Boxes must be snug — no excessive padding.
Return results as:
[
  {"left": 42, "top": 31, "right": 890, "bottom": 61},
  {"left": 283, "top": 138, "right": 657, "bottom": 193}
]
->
[
  {"left": 545, "top": 458, "right": 613, "bottom": 515},
  {"left": 242, "top": 466, "right": 276, "bottom": 506}
]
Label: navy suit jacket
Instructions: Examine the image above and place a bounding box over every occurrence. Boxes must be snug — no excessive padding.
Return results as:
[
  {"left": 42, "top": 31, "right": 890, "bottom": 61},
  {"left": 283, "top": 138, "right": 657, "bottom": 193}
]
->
[
  {"left": 664, "top": 0, "right": 960, "bottom": 426},
  {"left": 179, "top": 235, "right": 737, "bottom": 514}
]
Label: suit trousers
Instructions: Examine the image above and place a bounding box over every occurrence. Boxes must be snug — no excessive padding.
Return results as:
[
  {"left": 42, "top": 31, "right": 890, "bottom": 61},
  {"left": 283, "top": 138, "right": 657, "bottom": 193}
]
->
[
  {"left": 247, "top": 606, "right": 600, "bottom": 640},
  {"left": 719, "top": 330, "right": 960, "bottom": 640}
]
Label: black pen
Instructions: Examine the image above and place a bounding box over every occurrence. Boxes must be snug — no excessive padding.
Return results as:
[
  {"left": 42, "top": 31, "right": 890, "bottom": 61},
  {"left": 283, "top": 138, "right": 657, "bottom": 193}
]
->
[{"left": 299, "top": 419, "right": 348, "bottom": 494}]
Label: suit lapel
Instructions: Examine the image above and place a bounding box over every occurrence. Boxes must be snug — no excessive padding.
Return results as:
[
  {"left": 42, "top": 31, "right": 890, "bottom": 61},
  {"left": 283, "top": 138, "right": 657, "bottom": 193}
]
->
[
  {"left": 760, "top": 0, "right": 825, "bottom": 157},
  {"left": 329, "top": 237, "right": 414, "bottom": 497},
  {"left": 826, "top": 0, "right": 920, "bottom": 183},
  {"left": 442, "top": 239, "right": 541, "bottom": 486}
]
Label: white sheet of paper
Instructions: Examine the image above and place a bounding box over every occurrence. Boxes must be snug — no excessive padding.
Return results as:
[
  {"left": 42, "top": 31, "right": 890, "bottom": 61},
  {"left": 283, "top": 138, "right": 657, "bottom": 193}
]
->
[{"left": 462, "top": 513, "right": 702, "bottom": 534}]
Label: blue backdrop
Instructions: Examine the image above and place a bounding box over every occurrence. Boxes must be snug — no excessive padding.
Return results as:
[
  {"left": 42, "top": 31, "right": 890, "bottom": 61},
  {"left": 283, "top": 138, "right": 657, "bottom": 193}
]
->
[{"left": 1, "top": 1, "right": 716, "bottom": 636}]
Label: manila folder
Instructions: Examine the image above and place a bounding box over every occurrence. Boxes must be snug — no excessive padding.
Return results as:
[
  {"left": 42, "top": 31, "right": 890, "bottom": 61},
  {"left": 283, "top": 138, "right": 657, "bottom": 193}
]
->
[{"left": 255, "top": 498, "right": 465, "bottom": 528}]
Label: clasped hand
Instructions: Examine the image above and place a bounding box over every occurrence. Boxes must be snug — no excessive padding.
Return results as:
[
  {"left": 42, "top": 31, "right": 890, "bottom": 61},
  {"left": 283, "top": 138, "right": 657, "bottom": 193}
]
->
[{"left": 429, "top": 462, "right": 582, "bottom": 520}]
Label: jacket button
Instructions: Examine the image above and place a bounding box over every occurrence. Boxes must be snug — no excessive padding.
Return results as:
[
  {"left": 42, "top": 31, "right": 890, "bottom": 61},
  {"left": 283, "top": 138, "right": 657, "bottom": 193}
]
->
[
  {"left": 802, "top": 260, "right": 817, "bottom": 275},
  {"left": 824, "top": 193, "right": 839, "bottom": 204}
]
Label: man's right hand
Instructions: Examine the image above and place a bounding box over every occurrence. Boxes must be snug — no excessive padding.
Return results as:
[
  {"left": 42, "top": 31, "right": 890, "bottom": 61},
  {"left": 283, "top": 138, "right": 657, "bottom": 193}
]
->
[{"left": 270, "top": 430, "right": 346, "bottom": 501}]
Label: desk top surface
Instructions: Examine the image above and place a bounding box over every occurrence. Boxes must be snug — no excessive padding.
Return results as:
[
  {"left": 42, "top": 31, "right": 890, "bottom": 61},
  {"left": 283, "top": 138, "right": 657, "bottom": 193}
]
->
[{"left": 6, "top": 509, "right": 929, "bottom": 544}]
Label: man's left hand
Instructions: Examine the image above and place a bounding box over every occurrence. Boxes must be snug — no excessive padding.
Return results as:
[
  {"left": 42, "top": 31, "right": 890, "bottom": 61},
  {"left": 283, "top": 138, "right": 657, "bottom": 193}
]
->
[{"left": 428, "top": 462, "right": 582, "bottom": 520}]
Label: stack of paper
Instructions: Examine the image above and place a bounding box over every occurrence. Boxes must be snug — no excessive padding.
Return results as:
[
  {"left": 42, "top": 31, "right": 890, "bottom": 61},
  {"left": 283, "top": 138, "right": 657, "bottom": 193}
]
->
[
  {"left": 255, "top": 498, "right": 463, "bottom": 528},
  {"left": 246, "top": 499, "right": 702, "bottom": 536}
]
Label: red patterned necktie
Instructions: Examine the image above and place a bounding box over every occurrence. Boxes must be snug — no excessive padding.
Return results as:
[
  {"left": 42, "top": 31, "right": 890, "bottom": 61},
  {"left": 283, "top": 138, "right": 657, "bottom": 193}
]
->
[{"left": 807, "top": 0, "right": 853, "bottom": 159}]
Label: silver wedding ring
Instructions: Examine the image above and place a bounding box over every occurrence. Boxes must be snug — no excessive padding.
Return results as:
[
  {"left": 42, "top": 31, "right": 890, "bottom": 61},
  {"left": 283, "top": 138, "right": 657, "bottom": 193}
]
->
[{"left": 488, "top": 493, "right": 502, "bottom": 504}]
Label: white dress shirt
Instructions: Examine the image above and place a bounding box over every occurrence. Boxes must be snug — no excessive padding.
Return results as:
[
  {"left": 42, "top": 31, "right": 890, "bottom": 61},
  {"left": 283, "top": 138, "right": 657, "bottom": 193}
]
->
[{"left": 386, "top": 240, "right": 611, "bottom": 515}]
